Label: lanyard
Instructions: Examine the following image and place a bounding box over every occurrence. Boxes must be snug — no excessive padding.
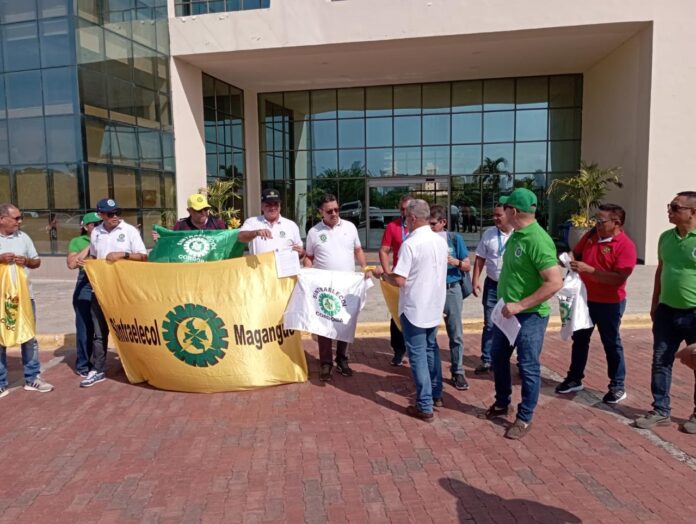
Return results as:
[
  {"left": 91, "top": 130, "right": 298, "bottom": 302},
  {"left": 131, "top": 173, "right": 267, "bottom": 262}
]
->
[
  {"left": 497, "top": 228, "right": 506, "bottom": 257},
  {"left": 401, "top": 218, "right": 408, "bottom": 241}
]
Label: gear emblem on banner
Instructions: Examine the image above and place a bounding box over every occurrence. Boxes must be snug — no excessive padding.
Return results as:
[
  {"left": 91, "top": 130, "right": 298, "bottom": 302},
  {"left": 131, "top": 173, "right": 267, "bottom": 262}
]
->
[
  {"left": 180, "top": 235, "right": 216, "bottom": 260},
  {"left": 317, "top": 292, "right": 342, "bottom": 317},
  {"left": 162, "top": 304, "right": 228, "bottom": 366}
]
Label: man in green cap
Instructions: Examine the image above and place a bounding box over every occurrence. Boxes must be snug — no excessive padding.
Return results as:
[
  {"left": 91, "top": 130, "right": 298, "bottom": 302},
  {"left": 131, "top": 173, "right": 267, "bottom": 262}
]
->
[
  {"left": 480, "top": 188, "right": 562, "bottom": 439},
  {"left": 67, "top": 212, "right": 102, "bottom": 377}
]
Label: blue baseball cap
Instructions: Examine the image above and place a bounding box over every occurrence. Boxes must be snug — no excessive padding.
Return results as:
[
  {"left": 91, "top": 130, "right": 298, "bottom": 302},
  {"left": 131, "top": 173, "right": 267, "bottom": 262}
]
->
[{"left": 96, "top": 198, "right": 120, "bottom": 213}]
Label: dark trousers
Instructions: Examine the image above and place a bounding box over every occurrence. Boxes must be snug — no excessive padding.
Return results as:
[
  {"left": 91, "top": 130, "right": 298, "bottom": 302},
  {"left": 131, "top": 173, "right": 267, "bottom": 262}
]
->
[
  {"left": 72, "top": 273, "right": 94, "bottom": 375},
  {"left": 91, "top": 294, "right": 110, "bottom": 374},
  {"left": 568, "top": 300, "right": 626, "bottom": 391},
  {"left": 390, "top": 318, "right": 406, "bottom": 363},
  {"left": 318, "top": 336, "right": 349, "bottom": 366},
  {"left": 651, "top": 304, "right": 696, "bottom": 416}
]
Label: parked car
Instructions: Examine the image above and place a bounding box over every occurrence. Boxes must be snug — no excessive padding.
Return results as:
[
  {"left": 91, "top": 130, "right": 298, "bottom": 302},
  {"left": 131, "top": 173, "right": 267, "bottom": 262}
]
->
[
  {"left": 368, "top": 206, "right": 385, "bottom": 228},
  {"left": 339, "top": 200, "right": 362, "bottom": 226}
]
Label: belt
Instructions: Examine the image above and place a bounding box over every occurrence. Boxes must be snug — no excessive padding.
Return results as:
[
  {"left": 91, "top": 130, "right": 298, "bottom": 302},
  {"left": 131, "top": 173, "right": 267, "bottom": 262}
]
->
[{"left": 446, "top": 281, "right": 460, "bottom": 289}]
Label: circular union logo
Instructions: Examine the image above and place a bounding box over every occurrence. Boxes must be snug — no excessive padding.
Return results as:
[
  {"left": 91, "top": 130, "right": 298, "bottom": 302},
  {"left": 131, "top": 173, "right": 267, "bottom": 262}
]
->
[
  {"left": 318, "top": 292, "right": 342, "bottom": 317},
  {"left": 182, "top": 235, "right": 213, "bottom": 259},
  {"left": 162, "top": 304, "right": 228, "bottom": 367},
  {"left": 279, "top": 231, "right": 286, "bottom": 238},
  {"left": 514, "top": 246, "right": 523, "bottom": 257},
  {"left": 319, "top": 233, "right": 328, "bottom": 243},
  {"left": 692, "top": 247, "right": 696, "bottom": 259}
]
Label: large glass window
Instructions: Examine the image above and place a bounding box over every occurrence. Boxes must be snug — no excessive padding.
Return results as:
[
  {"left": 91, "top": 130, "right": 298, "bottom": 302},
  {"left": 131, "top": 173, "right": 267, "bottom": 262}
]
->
[
  {"left": 0, "top": 1, "right": 175, "bottom": 254},
  {"left": 259, "top": 75, "right": 582, "bottom": 240},
  {"left": 203, "top": 73, "right": 246, "bottom": 216},
  {"left": 175, "top": 0, "right": 270, "bottom": 17}
]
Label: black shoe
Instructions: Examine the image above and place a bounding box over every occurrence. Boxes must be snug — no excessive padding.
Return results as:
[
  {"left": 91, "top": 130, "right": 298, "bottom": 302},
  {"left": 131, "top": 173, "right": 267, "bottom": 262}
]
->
[
  {"left": 433, "top": 397, "right": 443, "bottom": 408},
  {"left": 452, "top": 374, "right": 469, "bottom": 391},
  {"left": 390, "top": 357, "right": 405, "bottom": 367},
  {"left": 555, "top": 378, "right": 584, "bottom": 394},
  {"left": 603, "top": 389, "right": 627, "bottom": 404},
  {"left": 336, "top": 362, "right": 353, "bottom": 377},
  {"left": 474, "top": 363, "right": 491, "bottom": 375},
  {"left": 319, "top": 364, "right": 333, "bottom": 382}
]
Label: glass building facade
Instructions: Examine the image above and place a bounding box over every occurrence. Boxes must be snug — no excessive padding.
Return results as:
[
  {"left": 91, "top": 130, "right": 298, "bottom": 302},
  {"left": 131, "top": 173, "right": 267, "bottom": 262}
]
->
[
  {"left": 259, "top": 75, "right": 582, "bottom": 246},
  {"left": 175, "top": 0, "right": 270, "bottom": 17},
  {"left": 0, "top": 0, "right": 174, "bottom": 255}
]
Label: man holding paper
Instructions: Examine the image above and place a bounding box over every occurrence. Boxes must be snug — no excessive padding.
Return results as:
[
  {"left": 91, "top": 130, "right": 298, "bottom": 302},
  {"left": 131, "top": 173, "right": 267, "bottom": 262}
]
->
[
  {"left": 482, "top": 188, "right": 562, "bottom": 440},
  {"left": 240, "top": 188, "right": 304, "bottom": 257}
]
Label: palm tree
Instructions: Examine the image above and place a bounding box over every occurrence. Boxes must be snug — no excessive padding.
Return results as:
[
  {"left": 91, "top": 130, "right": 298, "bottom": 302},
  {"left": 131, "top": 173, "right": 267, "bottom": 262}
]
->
[
  {"left": 201, "top": 179, "right": 241, "bottom": 228},
  {"left": 474, "top": 156, "right": 511, "bottom": 192}
]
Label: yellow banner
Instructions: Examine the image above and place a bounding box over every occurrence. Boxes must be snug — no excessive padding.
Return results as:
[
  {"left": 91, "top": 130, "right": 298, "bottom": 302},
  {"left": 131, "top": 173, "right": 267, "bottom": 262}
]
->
[
  {"left": 380, "top": 280, "right": 401, "bottom": 331},
  {"left": 0, "top": 264, "right": 35, "bottom": 347},
  {"left": 84, "top": 252, "right": 307, "bottom": 392}
]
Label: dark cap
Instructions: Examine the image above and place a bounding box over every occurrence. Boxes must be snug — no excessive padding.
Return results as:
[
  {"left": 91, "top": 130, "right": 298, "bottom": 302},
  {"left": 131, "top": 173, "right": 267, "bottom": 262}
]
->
[
  {"left": 261, "top": 188, "right": 281, "bottom": 203},
  {"left": 96, "top": 198, "right": 120, "bottom": 213}
]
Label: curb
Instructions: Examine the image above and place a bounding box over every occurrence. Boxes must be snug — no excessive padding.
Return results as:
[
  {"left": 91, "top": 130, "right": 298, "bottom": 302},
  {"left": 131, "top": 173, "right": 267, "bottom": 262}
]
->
[{"left": 16, "top": 314, "right": 653, "bottom": 350}]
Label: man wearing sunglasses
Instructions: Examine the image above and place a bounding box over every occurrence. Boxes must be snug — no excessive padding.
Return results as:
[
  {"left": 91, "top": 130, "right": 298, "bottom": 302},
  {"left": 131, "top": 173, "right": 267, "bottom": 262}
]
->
[
  {"left": 305, "top": 193, "right": 370, "bottom": 381},
  {"left": 481, "top": 188, "right": 562, "bottom": 439},
  {"left": 0, "top": 203, "right": 53, "bottom": 397},
  {"left": 81, "top": 198, "right": 148, "bottom": 388},
  {"left": 555, "top": 204, "right": 637, "bottom": 404},
  {"left": 636, "top": 191, "right": 696, "bottom": 433}
]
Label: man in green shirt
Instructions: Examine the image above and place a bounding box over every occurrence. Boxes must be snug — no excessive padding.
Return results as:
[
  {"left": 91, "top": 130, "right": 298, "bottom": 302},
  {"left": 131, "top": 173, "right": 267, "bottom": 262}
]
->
[
  {"left": 480, "top": 188, "right": 562, "bottom": 439},
  {"left": 636, "top": 191, "right": 696, "bottom": 433}
]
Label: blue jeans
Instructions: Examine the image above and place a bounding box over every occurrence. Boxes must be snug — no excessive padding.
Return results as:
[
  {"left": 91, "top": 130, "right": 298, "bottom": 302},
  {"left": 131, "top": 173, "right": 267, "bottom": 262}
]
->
[
  {"left": 0, "top": 300, "right": 40, "bottom": 387},
  {"left": 491, "top": 312, "right": 549, "bottom": 423},
  {"left": 480, "top": 277, "right": 498, "bottom": 365},
  {"left": 568, "top": 300, "right": 626, "bottom": 391},
  {"left": 650, "top": 303, "right": 696, "bottom": 416},
  {"left": 401, "top": 314, "right": 443, "bottom": 414},
  {"left": 73, "top": 273, "right": 94, "bottom": 375},
  {"left": 443, "top": 282, "right": 464, "bottom": 375}
]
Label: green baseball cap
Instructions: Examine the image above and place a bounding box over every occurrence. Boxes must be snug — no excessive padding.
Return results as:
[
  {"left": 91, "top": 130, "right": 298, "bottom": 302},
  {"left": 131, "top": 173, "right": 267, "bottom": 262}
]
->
[
  {"left": 82, "top": 212, "right": 101, "bottom": 225},
  {"left": 498, "top": 188, "right": 537, "bottom": 213}
]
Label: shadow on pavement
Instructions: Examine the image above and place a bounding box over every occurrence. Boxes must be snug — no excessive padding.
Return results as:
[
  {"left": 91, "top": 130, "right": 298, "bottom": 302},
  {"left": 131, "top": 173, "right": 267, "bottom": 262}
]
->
[{"left": 439, "top": 477, "right": 581, "bottom": 523}]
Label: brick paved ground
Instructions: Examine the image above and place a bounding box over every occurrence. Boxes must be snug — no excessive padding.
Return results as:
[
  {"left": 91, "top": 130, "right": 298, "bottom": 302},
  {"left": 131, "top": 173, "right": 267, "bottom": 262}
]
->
[{"left": 1, "top": 328, "right": 695, "bottom": 523}]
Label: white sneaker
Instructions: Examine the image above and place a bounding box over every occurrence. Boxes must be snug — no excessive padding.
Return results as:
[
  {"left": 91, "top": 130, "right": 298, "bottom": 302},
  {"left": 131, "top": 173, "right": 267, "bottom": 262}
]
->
[
  {"left": 0, "top": 386, "right": 8, "bottom": 398},
  {"left": 24, "top": 376, "right": 54, "bottom": 393}
]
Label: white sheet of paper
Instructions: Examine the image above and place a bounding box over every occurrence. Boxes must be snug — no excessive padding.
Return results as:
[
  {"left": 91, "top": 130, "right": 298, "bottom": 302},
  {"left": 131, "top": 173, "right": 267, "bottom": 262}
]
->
[
  {"left": 491, "top": 298, "right": 521, "bottom": 345},
  {"left": 275, "top": 249, "right": 301, "bottom": 278}
]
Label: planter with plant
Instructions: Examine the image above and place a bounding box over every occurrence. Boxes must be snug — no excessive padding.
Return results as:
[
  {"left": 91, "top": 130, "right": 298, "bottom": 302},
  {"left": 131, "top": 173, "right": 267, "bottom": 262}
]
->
[
  {"left": 200, "top": 179, "right": 241, "bottom": 229},
  {"left": 547, "top": 161, "right": 622, "bottom": 249}
]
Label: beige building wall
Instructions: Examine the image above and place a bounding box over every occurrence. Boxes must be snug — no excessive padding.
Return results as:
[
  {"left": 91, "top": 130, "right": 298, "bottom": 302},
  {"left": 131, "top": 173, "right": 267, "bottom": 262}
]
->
[{"left": 167, "top": 0, "right": 696, "bottom": 262}]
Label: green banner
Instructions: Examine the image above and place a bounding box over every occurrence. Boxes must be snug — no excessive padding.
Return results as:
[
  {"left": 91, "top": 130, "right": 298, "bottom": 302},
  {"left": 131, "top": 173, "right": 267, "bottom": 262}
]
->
[{"left": 149, "top": 225, "right": 246, "bottom": 263}]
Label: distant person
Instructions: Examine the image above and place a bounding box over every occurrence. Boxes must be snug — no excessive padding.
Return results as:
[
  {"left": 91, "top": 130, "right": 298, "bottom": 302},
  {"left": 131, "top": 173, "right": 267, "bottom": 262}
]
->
[
  {"left": 240, "top": 188, "right": 303, "bottom": 257},
  {"left": 450, "top": 204, "right": 460, "bottom": 232},
  {"left": 66, "top": 212, "right": 102, "bottom": 378},
  {"left": 0, "top": 203, "right": 53, "bottom": 397},
  {"left": 81, "top": 198, "right": 148, "bottom": 388},
  {"left": 481, "top": 188, "right": 562, "bottom": 440},
  {"left": 305, "top": 194, "right": 370, "bottom": 381},
  {"left": 471, "top": 202, "right": 513, "bottom": 375},
  {"left": 382, "top": 199, "right": 448, "bottom": 422},
  {"left": 469, "top": 205, "right": 478, "bottom": 233},
  {"left": 429, "top": 205, "right": 471, "bottom": 391},
  {"left": 636, "top": 191, "right": 696, "bottom": 433},
  {"left": 378, "top": 194, "right": 413, "bottom": 367},
  {"left": 555, "top": 204, "right": 637, "bottom": 404}
]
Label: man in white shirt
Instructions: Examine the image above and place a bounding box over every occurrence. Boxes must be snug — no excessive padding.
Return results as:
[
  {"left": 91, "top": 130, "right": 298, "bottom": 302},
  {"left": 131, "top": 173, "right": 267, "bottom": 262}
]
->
[
  {"left": 305, "top": 193, "right": 369, "bottom": 381},
  {"left": 240, "top": 188, "right": 304, "bottom": 257},
  {"left": 82, "top": 198, "right": 148, "bottom": 388},
  {"left": 471, "top": 203, "right": 513, "bottom": 374},
  {"left": 382, "top": 199, "right": 448, "bottom": 422}
]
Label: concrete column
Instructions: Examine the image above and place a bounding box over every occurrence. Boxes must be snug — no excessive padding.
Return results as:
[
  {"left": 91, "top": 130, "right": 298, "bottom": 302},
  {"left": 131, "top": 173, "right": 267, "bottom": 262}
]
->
[
  {"left": 244, "top": 90, "right": 261, "bottom": 218},
  {"left": 170, "top": 58, "right": 206, "bottom": 217}
]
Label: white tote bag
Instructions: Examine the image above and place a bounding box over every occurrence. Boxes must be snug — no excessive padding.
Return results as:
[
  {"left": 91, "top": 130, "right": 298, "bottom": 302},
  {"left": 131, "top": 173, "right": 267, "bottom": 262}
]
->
[
  {"left": 557, "top": 253, "right": 593, "bottom": 341},
  {"left": 284, "top": 268, "right": 372, "bottom": 343}
]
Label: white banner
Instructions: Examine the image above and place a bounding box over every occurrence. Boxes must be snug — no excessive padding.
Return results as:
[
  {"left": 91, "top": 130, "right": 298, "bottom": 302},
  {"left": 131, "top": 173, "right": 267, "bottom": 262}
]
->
[{"left": 283, "top": 268, "right": 372, "bottom": 343}]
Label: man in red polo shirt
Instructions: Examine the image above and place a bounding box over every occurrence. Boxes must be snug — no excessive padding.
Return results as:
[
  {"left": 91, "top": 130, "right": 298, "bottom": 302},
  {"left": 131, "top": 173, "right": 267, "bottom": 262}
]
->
[
  {"left": 379, "top": 194, "right": 413, "bottom": 366},
  {"left": 555, "top": 204, "right": 637, "bottom": 403}
]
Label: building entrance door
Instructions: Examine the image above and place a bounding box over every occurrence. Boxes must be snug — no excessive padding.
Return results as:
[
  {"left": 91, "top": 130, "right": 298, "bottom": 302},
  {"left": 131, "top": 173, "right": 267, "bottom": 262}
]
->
[{"left": 364, "top": 177, "right": 450, "bottom": 250}]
